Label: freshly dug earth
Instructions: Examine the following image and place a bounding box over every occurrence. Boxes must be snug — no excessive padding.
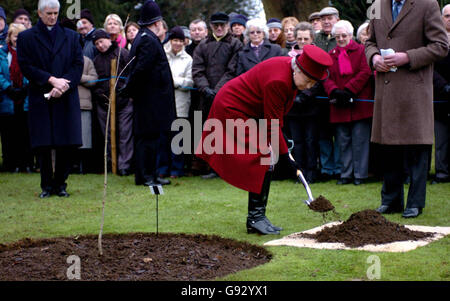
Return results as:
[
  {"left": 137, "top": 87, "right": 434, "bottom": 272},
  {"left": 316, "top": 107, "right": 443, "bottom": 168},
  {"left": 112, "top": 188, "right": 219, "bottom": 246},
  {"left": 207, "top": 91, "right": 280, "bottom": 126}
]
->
[
  {"left": 308, "top": 195, "right": 335, "bottom": 212},
  {"left": 0, "top": 233, "right": 271, "bottom": 281},
  {"left": 299, "top": 209, "right": 434, "bottom": 247}
]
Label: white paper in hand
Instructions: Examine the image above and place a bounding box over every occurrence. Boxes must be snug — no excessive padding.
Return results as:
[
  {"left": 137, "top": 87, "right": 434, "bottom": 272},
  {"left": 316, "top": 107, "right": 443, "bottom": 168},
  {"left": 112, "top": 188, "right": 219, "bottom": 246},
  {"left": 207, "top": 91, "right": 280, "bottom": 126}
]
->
[{"left": 380, "top": 48, "right": 397, "bottom": 72}]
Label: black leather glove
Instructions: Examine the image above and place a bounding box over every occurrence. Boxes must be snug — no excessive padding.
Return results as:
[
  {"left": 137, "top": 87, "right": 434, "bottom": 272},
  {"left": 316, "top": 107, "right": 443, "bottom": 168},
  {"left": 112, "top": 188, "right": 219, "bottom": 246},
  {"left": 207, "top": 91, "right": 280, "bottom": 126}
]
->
[
  {"left": 294, "top": 90, "right": 314, "bottom": 106},
  {"left": 203, "top": 87, "right": 216, "bottom": 101},
  {"left": 5, "top": 86, "right": 17, "bottom": 100},
  {"left": 330, "top": 89, "right": 354, "bottom": 107}
]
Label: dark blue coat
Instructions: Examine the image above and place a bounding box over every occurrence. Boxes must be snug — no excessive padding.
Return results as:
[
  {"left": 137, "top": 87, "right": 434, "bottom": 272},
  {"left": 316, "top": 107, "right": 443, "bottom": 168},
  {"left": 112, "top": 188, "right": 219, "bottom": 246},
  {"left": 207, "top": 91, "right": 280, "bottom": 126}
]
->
[
  {"left": 17, "top": 20, "right": 84, "bottom": 149},
  {"left": 124, "top": 27, "right": 175, "bottom": 137}
]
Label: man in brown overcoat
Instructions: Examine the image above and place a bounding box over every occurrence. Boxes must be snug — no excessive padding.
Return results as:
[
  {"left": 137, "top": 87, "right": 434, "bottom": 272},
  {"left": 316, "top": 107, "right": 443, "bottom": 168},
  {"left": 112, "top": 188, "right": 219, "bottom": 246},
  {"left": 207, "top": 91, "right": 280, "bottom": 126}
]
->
[{"left": 365, "top": 0, "right": 449, "bottom": 218}]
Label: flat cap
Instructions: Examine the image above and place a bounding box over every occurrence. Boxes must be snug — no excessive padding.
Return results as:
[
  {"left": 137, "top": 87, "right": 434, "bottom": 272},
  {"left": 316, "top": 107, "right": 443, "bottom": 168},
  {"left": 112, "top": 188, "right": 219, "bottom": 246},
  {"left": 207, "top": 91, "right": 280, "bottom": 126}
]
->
[
  {"left": 319, "top": 7, "right": 339, "bottom": 17},
  {"left": 210, "top": 12, "right": 229, "bottom": 24},
  {"left": 308, "top": 12, "right": 321, "bottom": 21}
]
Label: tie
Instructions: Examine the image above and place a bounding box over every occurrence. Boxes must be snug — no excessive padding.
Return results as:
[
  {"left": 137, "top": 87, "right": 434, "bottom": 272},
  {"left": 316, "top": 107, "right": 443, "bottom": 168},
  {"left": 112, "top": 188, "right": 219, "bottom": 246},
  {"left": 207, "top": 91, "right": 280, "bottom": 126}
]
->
[{"left": 392, "top": 0, "right": 401, "bottom": 22}]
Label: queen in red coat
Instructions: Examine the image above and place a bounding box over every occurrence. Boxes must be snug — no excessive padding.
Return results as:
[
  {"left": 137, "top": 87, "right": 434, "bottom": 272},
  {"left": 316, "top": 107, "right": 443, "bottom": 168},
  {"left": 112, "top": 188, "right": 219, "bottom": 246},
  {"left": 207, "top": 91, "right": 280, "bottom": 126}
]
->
[
  {"left": 323, "top": 20, "right": 374, "bottom": 185},
  {"left": 196, "top": 45, "right": 333, "bottom": 235}
]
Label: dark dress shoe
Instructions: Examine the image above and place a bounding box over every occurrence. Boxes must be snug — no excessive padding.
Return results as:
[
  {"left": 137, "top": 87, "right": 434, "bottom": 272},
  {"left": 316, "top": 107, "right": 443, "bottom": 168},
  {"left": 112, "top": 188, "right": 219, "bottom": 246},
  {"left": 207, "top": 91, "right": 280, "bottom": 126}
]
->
[
  {"left": 337, "top": 178, "right": 352, "bottom": 185},
  {"left": 57, "top": 188, "right": 70, "bottom": 197},
  {"left": 376, "top": 205, "right": 403, "bottom": 214},
  {"left": 39, "top": 190, "right": 52, "bottom": 198},
  {"left": 402, "top": 207, "right": 422, "bottom": 218},
  {"left": 202, "top": 172, "right": 218, "bottom": 179},
  {"left": 354, "top": 179, "right": 365, "bottom": 185}
]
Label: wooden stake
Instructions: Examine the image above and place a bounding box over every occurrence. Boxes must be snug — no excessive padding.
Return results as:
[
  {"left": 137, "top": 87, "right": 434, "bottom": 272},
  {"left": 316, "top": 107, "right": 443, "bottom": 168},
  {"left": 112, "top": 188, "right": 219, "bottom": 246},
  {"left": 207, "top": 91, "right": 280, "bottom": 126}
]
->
[{"left": 109, "top": 59, "right": 117, "bottom": 175}]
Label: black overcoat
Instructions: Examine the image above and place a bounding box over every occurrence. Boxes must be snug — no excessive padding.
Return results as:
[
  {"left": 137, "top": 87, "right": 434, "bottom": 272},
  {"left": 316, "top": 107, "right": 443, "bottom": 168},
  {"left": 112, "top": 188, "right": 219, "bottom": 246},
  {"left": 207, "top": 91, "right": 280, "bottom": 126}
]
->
[
  {"left": 236, "top": 39, "right": 283, "bottom": 76},
  {"left": 124, "top": 27, "right": 176, "bottom": 137},
  {"left": 17, "top": 20, "right": 84, "bottom": 149}
]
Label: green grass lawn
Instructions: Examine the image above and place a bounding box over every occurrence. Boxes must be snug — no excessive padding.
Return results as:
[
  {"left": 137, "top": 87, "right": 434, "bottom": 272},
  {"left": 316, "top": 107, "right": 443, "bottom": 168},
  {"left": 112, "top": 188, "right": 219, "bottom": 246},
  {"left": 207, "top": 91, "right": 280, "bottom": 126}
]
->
[{"left": 0, "top": 172, "right": 449, "bottom": 281}]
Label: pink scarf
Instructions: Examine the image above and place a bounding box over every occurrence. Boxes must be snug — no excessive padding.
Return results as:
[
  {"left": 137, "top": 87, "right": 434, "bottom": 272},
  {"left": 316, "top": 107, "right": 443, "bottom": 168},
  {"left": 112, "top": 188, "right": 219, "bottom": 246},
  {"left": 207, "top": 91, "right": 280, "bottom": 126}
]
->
[{"left": 337, "top": 41, "right": 354, "bottom": 76}]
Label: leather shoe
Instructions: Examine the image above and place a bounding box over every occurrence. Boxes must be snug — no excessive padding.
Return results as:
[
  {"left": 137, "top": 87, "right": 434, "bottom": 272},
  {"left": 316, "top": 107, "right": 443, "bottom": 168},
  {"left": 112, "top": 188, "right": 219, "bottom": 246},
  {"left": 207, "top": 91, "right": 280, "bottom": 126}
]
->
[
  {"left": 402, "top": 207, "right": 422, "bottom": 218},
  {"left": 354, "top": 179, "right": 365, "bottom": 185},
  {"left": 337, "top": 178, "right": 352, "bottom": 185},
  {"left": 202, "top": 172, "right": 218, "bottom": 179},
  {"left": 39, "top": 190, "right": 52, "bottom": 198},
  {"left": 376, "top": 205, "right": 403, "bottom": 214},
  {"left": 56, "top": 188, "right": 70, "bottom": 197}
]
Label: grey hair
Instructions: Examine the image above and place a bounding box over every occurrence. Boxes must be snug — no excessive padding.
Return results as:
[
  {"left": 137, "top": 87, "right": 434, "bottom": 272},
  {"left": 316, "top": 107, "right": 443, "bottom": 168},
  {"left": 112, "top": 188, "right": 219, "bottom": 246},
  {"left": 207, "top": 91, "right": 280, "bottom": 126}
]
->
[
  {"left": 38, "top": 0, "right": 60, "bottom": 11},
  {"left": 189, "top": 19, "right": 207, "bottom": 30},
  {"left": 294, "top": 21, "right": 314, "bottom": 40},
  {"left": 331, "top": 20, "right": 354, "bottom": 36},
  {"left": 356, "top": 21, "right": 369, "bottom": 40},
  {"left": 291, "top": 57, "right": 301, "bottom": 73},
  {"left": 443, "top": 4, "right": 450, "bottom": 15},
  {"left": 244, "top": 18, "right": 269, "bottom": 39}
]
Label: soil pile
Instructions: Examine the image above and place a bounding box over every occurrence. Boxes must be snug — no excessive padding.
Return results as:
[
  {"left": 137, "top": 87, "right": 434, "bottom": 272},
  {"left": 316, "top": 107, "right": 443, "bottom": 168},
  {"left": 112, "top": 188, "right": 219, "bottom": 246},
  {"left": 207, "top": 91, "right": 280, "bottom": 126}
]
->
[
  {"left": 299, "top": 209, "right": 434, "bottom": 247},
  {"left": 0, "top": 233, "right": 271, "bottom": 281},
  {"left": 308, "top": 195, "right": 335, "bottom": 212}
]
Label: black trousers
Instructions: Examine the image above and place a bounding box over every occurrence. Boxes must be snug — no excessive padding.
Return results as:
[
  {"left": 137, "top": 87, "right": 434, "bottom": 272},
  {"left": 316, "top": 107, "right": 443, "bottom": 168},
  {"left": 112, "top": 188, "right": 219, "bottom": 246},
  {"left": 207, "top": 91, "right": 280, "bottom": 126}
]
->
[
  {"left": 380, "top": 144, "right": 431, "bottom": 209},
  {"left": 134, "top": 133, "right": 162, "bottom": 184},
  {"left": 36, "top": 147, "right": 74, "bottom": 191}
]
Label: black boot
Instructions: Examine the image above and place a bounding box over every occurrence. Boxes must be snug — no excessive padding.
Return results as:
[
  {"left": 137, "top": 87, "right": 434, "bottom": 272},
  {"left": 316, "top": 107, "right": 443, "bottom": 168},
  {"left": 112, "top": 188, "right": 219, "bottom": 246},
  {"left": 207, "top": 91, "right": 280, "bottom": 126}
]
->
[
  {"left": 260, "top": 171, "right": 283, "bottom": 231},
  {"left": 246, "top": 172, "right": 280, "bottom": 235}
]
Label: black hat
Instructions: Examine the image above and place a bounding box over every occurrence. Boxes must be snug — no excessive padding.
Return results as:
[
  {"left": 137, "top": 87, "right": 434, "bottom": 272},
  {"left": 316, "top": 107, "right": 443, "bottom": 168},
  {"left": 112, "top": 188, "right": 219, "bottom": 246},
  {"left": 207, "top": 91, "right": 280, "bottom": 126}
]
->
[
  {"left": 60, "top": 17, "right": 77, "bottom": 31},
  {"left": 13, "top": 8, "right": 30, "bottom": 21},
  {"left": 80, "top": 9, "right": 95, "bottom": 26},
  {"left": 230, "top": 14, "right": 247, "bottom": 27},
  {"left": 92, "top": 29, "right": 110, "bottom": 43},
  {"left": 138, "top": 0, "right": 162, "bottom": 26},
  {"left": 169, "top": 26, "right": 185, "bottom": 40},
  {"left": 210, "top": 12, "right": 229, "bottom": 24}
]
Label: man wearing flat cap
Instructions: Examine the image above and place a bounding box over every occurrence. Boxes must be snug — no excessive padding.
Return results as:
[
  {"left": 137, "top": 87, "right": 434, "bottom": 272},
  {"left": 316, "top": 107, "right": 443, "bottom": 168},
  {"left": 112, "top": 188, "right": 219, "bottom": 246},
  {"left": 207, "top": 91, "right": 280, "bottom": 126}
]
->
[
  {"left": 77, "top": 9, "right": 97, "bottom": 60},
  {"left": 196, "top": 45, "right": 333, "bottom": 235},
  {"left": 192, "top": 11, "right": 243, "bottom": 179},
  {"left": 122, "top": 0, "right": 176, "bottom": 186},
  {"left": 308, "top": 12, "right": 322, "bottom": 33}
]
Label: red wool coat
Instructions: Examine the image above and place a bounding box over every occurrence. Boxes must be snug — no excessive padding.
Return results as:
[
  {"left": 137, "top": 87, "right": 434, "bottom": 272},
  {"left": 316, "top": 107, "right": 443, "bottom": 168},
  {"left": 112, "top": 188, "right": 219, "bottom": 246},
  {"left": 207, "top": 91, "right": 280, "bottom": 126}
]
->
[
  {"left": 323, "top": 40, "right": 374, "bottom": 123},
  {"left": 196, "top": 57, "right": 296, "bottom": 194}
]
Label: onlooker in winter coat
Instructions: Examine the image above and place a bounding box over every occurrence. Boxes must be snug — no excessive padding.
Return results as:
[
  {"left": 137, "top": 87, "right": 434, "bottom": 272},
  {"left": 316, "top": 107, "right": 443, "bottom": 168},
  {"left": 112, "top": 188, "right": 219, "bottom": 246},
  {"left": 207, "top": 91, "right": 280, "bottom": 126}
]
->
[
  {"left": 12, "top": 9, "right": 32, "bottom": 29},
  {"left": 159, "top": 26, "right": 194, "bottom": 178},
  {"left": 0, "top": 6, "right": 8, "bottom": 50},
  {"left": 77, "top": 9, "right": 98, "bottom": 60},
  {"left": 236, "top": 18, "right": 283, "bottom": 76},
  {"left": 267, "top": 18, "right": 286, "bottom": 51},
  {"left": 281, "top": 17, "right": 299, "bottom": 52},
  {"left": 323, "top": 21, "right": 374, "bottom": 185},
  {"left": 17, "top": 0, "right": 84, "bottom": 198},
  {"left": 125, "top": 22, "right": 140, "bottom": 50},
  {"left": 230, "top": 14, "right": 248, "bottom": 44},
  {"left": 185, "top": 19, "right": 208, "bottom": 57},
  {"left": 92, "top": 29, "right": 133, "bottom": 176},
  {"left": 0, "top": 23, "right": 33, "bottom": 173},
  {"left": 192, "top": 11, "right": 243, "bottom": 178}
]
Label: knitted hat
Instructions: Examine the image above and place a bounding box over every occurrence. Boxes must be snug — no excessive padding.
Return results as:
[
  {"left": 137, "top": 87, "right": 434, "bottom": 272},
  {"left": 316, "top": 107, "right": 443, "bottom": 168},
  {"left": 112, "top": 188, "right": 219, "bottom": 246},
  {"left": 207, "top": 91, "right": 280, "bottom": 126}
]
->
[
  {"left": 80, "top": 9, "right": 95, "bottom": 26},
  {"left": 266, "top": 18, "right": 282, "bottom": 29},
  {"left": 295, "top": 45, "right": 333, "bottom": 81},
  {"left": 169, "top": 26, "right": 185, "bottom": 40},
  {"left": 138, "top": 0, "right": 163, "bottom": 26},
  {"left": 230, "top": 14, "right": 248, "bottom": 27},
  {"left": 13, "top": 8, "right": 31, "bottom": 21},
  {"left": 210, "top": 12, "right": 229, "bottom": 24},
  {"left": 92, "top": 29, "right": 110, "bottom": 43}
]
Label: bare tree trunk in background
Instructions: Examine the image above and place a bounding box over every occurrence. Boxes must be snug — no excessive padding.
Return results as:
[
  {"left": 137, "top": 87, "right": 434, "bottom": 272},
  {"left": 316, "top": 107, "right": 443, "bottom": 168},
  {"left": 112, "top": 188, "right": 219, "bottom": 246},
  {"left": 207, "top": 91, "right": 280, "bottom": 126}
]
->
[{"left": 262, "top": 0, "right": 330, "bottom": 20}]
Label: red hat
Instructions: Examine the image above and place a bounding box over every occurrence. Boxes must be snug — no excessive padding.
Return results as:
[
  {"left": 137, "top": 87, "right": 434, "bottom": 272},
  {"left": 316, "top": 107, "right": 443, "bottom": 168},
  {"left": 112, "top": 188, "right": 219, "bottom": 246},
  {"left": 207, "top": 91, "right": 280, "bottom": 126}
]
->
[{"left": 295, "top": 45, "right": 333, "bottom": 81}]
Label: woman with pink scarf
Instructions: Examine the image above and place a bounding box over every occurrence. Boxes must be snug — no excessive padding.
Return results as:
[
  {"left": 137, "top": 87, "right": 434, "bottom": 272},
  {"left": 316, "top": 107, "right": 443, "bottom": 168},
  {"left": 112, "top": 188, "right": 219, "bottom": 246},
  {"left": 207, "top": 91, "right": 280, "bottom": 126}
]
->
[{"left": 323, "top": 20, "right": 374, "bottom": 185}]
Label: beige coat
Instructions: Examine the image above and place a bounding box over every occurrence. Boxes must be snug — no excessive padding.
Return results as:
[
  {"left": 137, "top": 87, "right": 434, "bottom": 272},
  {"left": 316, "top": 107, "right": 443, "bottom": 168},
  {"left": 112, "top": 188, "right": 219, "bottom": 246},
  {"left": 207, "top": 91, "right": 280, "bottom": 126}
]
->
[
  {"left": 365, "top": 0, "right": 448, "bottom": 145},
  {"left": 78, "top": 56, "right": 98, "bottom": 110}
]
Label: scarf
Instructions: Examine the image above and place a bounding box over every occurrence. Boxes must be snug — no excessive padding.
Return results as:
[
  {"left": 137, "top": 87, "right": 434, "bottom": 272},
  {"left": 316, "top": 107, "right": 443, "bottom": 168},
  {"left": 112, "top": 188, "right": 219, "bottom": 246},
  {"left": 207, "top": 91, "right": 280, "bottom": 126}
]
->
[
  {"left": 8, "top": 44, "right": 23, "bottom": 89},
  {"left": 337, "top": 40, "right": 354, "bottom": 76}
]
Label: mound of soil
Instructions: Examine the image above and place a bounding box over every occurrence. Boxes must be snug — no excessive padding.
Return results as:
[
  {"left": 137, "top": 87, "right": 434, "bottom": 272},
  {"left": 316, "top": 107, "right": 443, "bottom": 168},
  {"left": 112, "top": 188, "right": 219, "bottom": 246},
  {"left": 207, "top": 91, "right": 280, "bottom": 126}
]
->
[
  {"left": 308, "top": 195, "right": 335, "bottom": 212},
  {"left": 0, "top": 233, "right": 271, "bottom": 281},
  {"left": 299, "top": 209, "right": 434, "bottom": 247}
]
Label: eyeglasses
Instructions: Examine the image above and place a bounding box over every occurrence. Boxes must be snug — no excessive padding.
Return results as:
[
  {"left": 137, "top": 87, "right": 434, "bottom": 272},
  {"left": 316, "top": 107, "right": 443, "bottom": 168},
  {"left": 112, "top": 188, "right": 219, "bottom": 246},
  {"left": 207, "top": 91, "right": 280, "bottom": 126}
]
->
[
  {"left": 334, "top": 34, "right": 349, "bottom": 39},
  {"left": 250, "top": 31, "right": 262, "bottom": 35}
]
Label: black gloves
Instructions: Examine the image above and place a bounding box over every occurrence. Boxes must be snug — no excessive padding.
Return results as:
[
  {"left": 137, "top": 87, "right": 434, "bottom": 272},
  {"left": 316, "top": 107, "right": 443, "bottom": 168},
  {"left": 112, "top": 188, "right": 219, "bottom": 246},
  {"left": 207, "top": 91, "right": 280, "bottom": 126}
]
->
[
  {"left": 202, "top": 87, "right": 216, "bottom": 102},
  {"left": 294, "top": 90, "right": 314, "bottom": 106},
  {"left": 330, "top": 89, "right": 355, "bottom": 107}
]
